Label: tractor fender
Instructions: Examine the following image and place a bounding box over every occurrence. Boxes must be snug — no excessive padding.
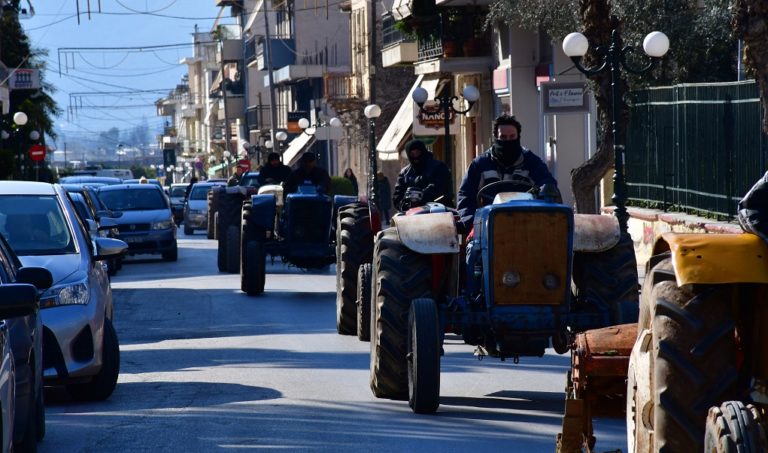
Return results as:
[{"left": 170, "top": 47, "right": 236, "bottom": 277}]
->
[
  {"left": 573, "top": 214, "right": 620, "bottom": 252},
  {"left": 392, "top": 212, "right": 460, "bottom": 254},
  {"left": 258, "top": 184, "right": 284, "bottom": 206},
  {"left": 657, "top": 232, "right": 768, "bottom": 285},
  {"left": 333, "top": 195, "right": 358, "bottom": 211}
]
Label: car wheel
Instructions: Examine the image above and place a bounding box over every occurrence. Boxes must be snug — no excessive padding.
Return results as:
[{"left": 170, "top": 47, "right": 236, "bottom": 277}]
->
[
  {"left": 162, "top": 242, "right": 178, "bottom": 262},
  {"left": 183, "top": 224, "right": 193, "bottom": 236},
  {"left": 15, "top": 386, "right": 39, "bottom": 452},
  {"left": 67, "top": 318, "right": 120, "bottom": 402}
]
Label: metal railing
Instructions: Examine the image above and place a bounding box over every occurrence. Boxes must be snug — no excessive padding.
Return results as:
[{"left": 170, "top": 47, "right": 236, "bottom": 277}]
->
[
  {"left": 625, "top": 80, "right": 767, "bottom": 219},
  {"left": 323, "top": 73, "right": 362, "bottom": 101},
  {"left": 382, "top": 15, "right": 415, "bottom": 48}
]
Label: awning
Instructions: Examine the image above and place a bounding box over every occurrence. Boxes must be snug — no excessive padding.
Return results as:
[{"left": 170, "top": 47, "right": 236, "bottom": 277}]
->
[
  {"left": 207, "top": 160, "right": 235, "bottom": 176},
  {"left": 376, "top": 75, "right": 440, "bottom": 161},
  {"left": 282, "top": 133, "right": 316, "bottom": 167}
]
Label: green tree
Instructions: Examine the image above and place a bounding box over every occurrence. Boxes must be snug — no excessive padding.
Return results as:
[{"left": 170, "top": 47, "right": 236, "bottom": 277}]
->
[
  {"left": 733, "top": 0, "right": 768, "bottom": 134},
  {"left": 487, "top": 0, "right": 736, "bottom": 213},
  {"left": 1, "top": 8, "right": 59, "bottom": 179}
]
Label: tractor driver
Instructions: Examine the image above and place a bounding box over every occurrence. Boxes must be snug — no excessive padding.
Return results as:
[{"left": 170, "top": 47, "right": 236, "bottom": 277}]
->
[
  {"left": 456, "top": 114, "right": 558, "bottom": 234},
  {"left": 392, "top": 139, "right": 453, "bottom": 211},
  {"left": 258, "top": 152, "right": 291, "bottom": 186},
  {"left": 284, "top": 152, "right": 331, "bottom": 195}
]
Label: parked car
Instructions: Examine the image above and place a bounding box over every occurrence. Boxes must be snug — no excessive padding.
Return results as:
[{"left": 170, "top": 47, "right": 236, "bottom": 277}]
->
[
  {"left": 182, "top": 182, "right": 225, "bottom": 235},
  {"left": 97, "top": 184, "right": 178, "bottom": 261},
  {"left": 58, "top": 176, "right": 122, "bottom": 186},
  {"left": 123, "top": 178, "right": 163, "bottom": 188},
  {"left": 0, "top": 181, "right": 126, "bottom": 403},
  {"left": 169, "top": 183, "right": 187, "bottom": 226},
  {"left": 66, "top": 191, "right": 122, "bottom": 276},
  {"left": 0, "top": 233, "right": 53, "bottom": 451}
]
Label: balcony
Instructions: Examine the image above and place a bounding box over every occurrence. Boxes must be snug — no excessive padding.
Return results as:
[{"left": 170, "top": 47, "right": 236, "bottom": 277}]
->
[
  {"left": 412, "top": 11, "right": 493, "bottom": 75},
  {"left": 221, "top": 38, "right": 243, "bottom": 62},
  {"left": 245, "top": 36, "right": 257, "bottom": 66},
  {"left": 323, "top": 73, "right": 364, "bottom": 111},
  {"left": 254, "top": 37, "right": 296, "bottom": 70},
  {"left": 382, "top": 15, "right": 418, "bottom": 67},
  {"left": 219, "top": 97, "right": 245, "bottom": 121},
  {"left": 215, "top": 0, "right": 243, "bottom": 8}
]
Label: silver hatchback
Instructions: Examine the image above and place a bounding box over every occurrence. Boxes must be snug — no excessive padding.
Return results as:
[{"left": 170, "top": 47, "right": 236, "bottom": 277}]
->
[{"left": 0, "top": 182, "right": 126, "bottom": 401}]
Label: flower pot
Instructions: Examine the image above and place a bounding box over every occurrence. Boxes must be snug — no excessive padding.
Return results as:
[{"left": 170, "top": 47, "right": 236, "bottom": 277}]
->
[
  {"left": 442, "top": 40, "right": 462, "bottom": 58},
  {"left": 462, "top": 37, "right": 487, "bottom": 57}
]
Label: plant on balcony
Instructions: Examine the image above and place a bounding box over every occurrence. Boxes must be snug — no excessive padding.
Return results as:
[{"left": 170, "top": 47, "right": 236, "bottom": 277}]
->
[
  {"left": 462, "top": 12, "right": 490, "bottom": 57},
  {"left": 440, "top": 8, "right": 466, "bottom": 57}
]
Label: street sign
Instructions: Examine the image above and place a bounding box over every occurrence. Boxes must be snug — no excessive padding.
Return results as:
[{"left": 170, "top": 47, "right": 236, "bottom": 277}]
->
[
  {"left": 9, "top": 69, "right": 41, "bottom": 90},
  {"left": 28, "top": 144, "right": 46, "bottom": 162}
]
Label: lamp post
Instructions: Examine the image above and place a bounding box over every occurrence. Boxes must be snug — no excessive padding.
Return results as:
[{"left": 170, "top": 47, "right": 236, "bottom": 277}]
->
[
  {"left": 275, "top": 130, "right": 288, "bottom": 162},
  {"left": 562, "top": 30, "right": 669, "bottom": 233},
  {"left": 363, "top": 104, "right": 381, "bottom": 207},
  {"left": 411, "top": 83, "right": 479, "bottom": 178},
  {"left": 6, "top": 112, "right": 28, "bottom": 179},
  {"left": 223, "top": 150, "right": 232, "bottom": 178}
]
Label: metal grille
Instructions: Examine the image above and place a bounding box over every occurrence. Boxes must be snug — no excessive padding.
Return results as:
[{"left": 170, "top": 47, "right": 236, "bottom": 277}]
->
[
  {"left": 417, "top": 36, "right": 443, "bottom": 61},
  {"left": 626, "top": 80, "right": 767, "bottom": 219},
  {"left": 285, "top": 198, "right": 331, "bottom": 243},
  {"left": 117, "top": 224, "right": 150, "bottom": 233}
]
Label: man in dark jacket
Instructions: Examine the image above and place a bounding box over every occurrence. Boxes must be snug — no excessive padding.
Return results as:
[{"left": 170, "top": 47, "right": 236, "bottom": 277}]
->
[
  {"left": 456, "top": 114, "right": 557, "bottom": 233},
  {"left": 284, "top": 152, "right": 331, "bottom": 195},
  {"left": 258, "top": 152, "right": 291, "bottom": 186},
  {"left": 392, "top": 140, "right": 453, "bottom": 211}
]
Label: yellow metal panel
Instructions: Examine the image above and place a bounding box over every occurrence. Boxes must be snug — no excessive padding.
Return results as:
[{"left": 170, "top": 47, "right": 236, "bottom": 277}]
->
[
  {"left": 663, "top": 233, "right": 768, "bottom": 285},
  {"left": 492, "top": 210, "right": 569, "bottom": 305}
]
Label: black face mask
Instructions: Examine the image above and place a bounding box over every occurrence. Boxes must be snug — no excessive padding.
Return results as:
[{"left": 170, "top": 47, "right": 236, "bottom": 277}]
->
[
  {"left": 408, "top": 154, "right": 426, "bottom": 171},
  {"left": 492, "top": 139, "right": 523, "bottom": 167}
]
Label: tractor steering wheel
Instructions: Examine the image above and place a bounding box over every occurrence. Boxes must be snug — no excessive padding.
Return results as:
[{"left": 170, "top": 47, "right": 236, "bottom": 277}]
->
[{"left": 476, "top": 179, "right": 537, "bottom": 207}]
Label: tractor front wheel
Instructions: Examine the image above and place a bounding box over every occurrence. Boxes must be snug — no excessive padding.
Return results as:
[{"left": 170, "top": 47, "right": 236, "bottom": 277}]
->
[
  {"left": 369, "top": 228, "right": 432, "bottom": 400},
  {"left": 407, "top": 298, "right": 440, "bottom": 414},
  {"left": 242, "top": 241, "right": 266, "bottom": 296},
  {"left": 356, "top": 263, "right": 372, "bottom": 342},
  {"left": 704, "top": 401, "right": 767, "bottom": 453}
]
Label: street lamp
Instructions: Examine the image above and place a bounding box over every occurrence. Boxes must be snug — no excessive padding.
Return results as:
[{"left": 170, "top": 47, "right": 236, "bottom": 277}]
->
[
  {"left": 274, "top": 130, "right": 288, "bottom": 161},
  {"left": 223, "top": 150, "right": 232, "bottom": 178},
  {"left": 364, "top": 104, "right": 381, "bottom": 207},
  {"left": 411, "top": 83, "right": 479, "bottom": 177},
  {"left": 562, "top": 29, "right": 669, "bottom": 233}
]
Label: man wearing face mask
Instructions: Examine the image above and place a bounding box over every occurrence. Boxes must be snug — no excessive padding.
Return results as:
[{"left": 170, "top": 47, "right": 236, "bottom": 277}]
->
[
  {"left": 392, "top": 139, "right": 453, "bottom": 211},
  {"left": 456, "top": 114, "right": 557, "bottom": 233}
]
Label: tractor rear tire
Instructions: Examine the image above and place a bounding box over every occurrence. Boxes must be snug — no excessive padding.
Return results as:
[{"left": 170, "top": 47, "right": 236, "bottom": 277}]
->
[
  {"left": 572, "top": 232, "right": 639, "bottom": 325},
  {"left": 704, "top": 401, "right": 767, "bottom": 453},
  {"left": 369, "top": 228, "right": 432, "bottom": 400},
  {"left": 226, "top": 225, "right": 240, "bottom": 274},
  {"left": 208, "top": 188, "right": 222, "bottom": 240},
  {"left": 242, "top": 240, "right": 266, "bottom": 296},
  {"left": 217, "top": 225, "right": 227, "bottom": 272},
  {"left": 408, "top": 298, "right": 440, "bottom": 414},
  {"left": 646, "top": 262, "right": 739, "bottom": 452},
  {"left": 357, "top": 263, "right": 372, "bottom": 342},
  {"left": 336, "top": 203, "right": 373, "bottom": 335}
]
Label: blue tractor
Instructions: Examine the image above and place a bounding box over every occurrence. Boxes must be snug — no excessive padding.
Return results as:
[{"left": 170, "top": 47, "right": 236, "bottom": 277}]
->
[
  {"left": 239, "top": 184, "right": 355, "bottom": 295},
  {"left": 368, "top": 181, "right": 639, "bottom": 413}
]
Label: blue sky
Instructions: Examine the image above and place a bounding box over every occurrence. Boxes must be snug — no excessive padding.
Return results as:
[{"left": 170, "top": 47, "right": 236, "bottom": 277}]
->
[{"left": 21, "top": 1, "right": 234, "bottom": 148}]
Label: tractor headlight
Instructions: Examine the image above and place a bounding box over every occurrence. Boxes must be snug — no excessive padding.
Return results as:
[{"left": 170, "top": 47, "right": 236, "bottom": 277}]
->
[
  {"left": 502, "top": 271, "right": 520, "bottom": 288},
  {"left": 542, "top": 273, "right": 560, "bottom": 291},
  {"left": 40, "top": 281, "right": 90, "bottom": 308},
  {"left": 152, "top": 219, "right": 173, "bottom": 230}
]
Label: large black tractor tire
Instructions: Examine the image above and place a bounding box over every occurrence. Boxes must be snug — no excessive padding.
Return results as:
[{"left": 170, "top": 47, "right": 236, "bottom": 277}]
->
[
  {"left": 225, "top": 225, "right": 240, "bottom": 274},
  {"left": 208, "top": 188, "right": 223, "bottom": 240},
  {"left": 183, "top": 223, "right": 194, "bottom": 236},
  {"left": 67, "top": 318, "right": 120, "bottom": 401},
  {"left": 242, "top": 241, "right": 266, "bottom": 296},
  {"left": 646, "top": 258, "right": 740, "bottom": 452},
  {"left": 704, "top": 401, "right": 768, "bottom": 453},
  {"left": 336, "top": 203, "right": 374, "bottom": 335},
  {"left": 357, "top": 263, "right": 372, "bottom": 342},
  {"left": 213, "top": 212, "right": 220, "bottom": 241},
  {"left": 408, "top": 298, "right": 440, "bottom": 414},
  {"left": 369, "top": 228, "right": 432, "bottom": 400},
  {"left": 572, "top": 232, "right": 639, "bottom": 325}
]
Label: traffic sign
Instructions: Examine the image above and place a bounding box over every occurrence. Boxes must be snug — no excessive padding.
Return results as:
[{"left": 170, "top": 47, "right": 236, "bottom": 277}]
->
[{"left": 28, "top": 144, "right": 46, "bottom": 162}]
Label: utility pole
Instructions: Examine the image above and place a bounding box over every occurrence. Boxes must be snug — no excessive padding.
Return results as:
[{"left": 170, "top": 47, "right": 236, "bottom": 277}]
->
[
  {"left": 219, "top": 39, "right": 233, "bottom": 164},
  {"left": 264, "top": 0, "right": 278, "bottom": 148}
]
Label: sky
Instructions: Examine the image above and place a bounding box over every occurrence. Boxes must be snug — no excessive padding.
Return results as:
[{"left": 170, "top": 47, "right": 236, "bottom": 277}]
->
[{"left": 20, "top": 0, "right": 237, "bottom": 150}]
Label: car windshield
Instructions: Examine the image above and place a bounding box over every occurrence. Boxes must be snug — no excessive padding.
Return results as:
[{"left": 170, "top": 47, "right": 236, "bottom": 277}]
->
[
  {"left": 170, "top": 187, "right": 186, "bottom": 198},
  {"left": 0, "top": 195, "right": 77, "bottom": 256},
  {"left": 189, "top": 186, "right": 209, "bottom": 200},
  {"left": 100, "top": 188, "right": 168, "bottom": 211}
]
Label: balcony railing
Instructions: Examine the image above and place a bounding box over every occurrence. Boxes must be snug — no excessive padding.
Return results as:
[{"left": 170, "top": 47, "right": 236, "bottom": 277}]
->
[
  {"left": 382, "top": 15, "right": 416, "bottom": 48},
  {"left": 324, "top": 73, "right": 362, "bottom": 101},
  {"left": 245, "top": 36, "right": 257, "bottom": 65}
]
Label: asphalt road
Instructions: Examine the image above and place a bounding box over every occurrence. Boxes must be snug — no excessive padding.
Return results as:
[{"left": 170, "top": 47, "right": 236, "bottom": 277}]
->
[{"left": 39, "top": 233, "right": 626, "bottom": 452}]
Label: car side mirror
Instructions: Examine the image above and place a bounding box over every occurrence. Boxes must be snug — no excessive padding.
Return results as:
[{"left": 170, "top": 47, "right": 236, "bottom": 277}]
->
[
  {"left": 16, "top": 267, "right": 53, "bottom": 291},
  {"left": 0, "top": 284, "right": 38, "bottom": 318},
  {"left": 93, "top": 237, "right": 128, "bottom": 261},
  {"left": 98, "top": 217, "right": 118, "bottom": 231}
]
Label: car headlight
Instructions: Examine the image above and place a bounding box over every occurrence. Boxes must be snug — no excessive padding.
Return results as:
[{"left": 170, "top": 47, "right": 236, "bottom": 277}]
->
[
  {"left": 40, "top": 281, "right": 90, "bottom": 308},
  {"left": 152, "top": 219, "right": 173, "bottom": 230}
]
